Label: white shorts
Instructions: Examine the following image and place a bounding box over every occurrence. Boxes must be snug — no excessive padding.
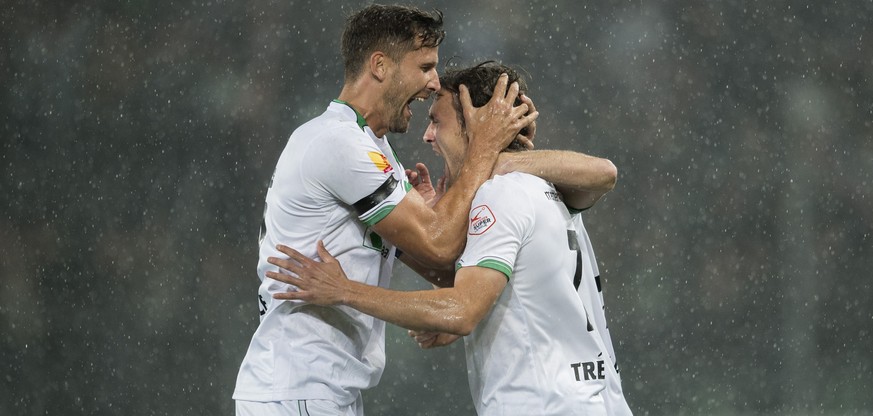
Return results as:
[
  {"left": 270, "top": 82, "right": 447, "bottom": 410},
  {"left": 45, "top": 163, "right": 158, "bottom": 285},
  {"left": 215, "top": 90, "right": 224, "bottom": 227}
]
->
[{"left": 235, "top": 398, "right": 363, "bottom": 416}]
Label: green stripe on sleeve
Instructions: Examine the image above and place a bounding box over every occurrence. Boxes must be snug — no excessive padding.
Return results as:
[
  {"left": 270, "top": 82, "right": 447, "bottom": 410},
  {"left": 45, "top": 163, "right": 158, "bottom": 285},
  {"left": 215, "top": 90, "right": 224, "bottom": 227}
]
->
[
  {"left": 457, "top": 259, "right": 512, "bottom": 281},
  {"left": 361, "top": 205, "right": 396, "bottom": 226}
]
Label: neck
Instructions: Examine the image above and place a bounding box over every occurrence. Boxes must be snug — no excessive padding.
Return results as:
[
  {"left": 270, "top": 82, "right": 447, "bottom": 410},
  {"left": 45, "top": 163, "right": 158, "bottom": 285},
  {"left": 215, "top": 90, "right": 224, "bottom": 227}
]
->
[{"left": 337, "top": 80, "right": 388, "bottom": 137}]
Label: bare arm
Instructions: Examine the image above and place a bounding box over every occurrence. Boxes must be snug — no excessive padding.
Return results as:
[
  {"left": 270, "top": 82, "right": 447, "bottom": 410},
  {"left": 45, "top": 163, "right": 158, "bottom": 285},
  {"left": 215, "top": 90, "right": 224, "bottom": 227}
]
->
[
  {"left": 494, "top": 149, "right": 617, "bottom": 211},
  {"left": 373, "top": 75, "right": 538, "bottom": 268},
  {"left": 267, "top": 242, "right": 506, "bottom": 335},
  {"left": 494, "top": 94, "right": 616, "bottom": 211},
  {"left": 397, "top": 163, "right": 455, "bottom": 287}
]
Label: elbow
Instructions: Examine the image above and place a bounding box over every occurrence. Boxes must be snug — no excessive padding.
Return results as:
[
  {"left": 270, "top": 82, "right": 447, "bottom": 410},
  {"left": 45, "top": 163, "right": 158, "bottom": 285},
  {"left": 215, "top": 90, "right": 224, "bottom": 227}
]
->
[
  {"left": 455, "top": 319, "right": 478, "bottom": 336},
  {"left": 443, "top": 316, "right": 477, "bottom": 336},
  {"left": 426, "top": 299, "right": 480, "bottom": 336},
  {"left": 600, "top": 159, "right": 618, "bottom": 191}
]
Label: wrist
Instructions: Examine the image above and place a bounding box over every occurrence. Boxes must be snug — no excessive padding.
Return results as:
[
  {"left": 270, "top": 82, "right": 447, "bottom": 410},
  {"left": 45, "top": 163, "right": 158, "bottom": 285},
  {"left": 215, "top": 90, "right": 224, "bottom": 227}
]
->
[{"left": 339, "top": 281, "right": 359, "bottom": 306}]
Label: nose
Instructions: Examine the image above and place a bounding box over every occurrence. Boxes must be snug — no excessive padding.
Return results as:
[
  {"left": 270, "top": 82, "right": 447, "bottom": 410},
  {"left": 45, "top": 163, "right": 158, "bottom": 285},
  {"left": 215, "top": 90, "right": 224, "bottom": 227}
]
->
[
  {"left": 423, "top": 123, "right": 435, "bottom": 143},
  {"left": 428, "top": 69, "right": 441, "bottom": 93}
]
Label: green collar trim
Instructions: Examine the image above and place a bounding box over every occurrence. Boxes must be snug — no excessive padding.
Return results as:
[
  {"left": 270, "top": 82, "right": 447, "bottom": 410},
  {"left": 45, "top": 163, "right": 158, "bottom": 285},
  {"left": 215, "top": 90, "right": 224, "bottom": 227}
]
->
[{"left": 332, "top": 99, "right": 368, "bottom": 130}]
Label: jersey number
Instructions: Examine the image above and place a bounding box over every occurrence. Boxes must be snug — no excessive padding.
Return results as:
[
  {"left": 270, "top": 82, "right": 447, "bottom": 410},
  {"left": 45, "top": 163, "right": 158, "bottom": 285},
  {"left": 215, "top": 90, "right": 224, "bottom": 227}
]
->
[{"left": 568, "top": 230, "right": 593, "bottom": 332}]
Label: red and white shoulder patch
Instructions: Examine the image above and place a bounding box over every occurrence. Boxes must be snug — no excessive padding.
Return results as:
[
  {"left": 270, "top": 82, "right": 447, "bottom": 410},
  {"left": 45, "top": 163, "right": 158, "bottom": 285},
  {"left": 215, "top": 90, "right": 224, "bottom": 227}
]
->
[{"left": 468, "top": 205, "right": 496, "bottom": 235}]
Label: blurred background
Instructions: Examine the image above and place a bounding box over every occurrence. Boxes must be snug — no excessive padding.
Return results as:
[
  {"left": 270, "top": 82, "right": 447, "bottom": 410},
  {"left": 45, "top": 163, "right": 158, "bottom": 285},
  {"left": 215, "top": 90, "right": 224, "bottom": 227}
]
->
[{"left": 2, "top": 0, "right": 872, "bottom": 415}]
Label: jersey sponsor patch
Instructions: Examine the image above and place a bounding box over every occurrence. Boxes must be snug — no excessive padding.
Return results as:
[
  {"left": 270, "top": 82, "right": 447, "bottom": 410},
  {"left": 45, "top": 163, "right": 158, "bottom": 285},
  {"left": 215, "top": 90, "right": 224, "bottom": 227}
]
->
[
  {"left": 469, "top": 205, "right": 496, "bottom": 235},
  {"left": 367, "top": 151, "right": 394, "bottom": 173}
]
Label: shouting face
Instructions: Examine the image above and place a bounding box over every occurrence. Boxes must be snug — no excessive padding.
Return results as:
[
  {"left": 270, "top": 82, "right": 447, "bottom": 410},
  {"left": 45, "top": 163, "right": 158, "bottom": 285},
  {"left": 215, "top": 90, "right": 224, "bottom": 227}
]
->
[
  {"left": 422, "top": 90, "right": 467, "bottom": 185},
  {"left": 382, "top": 46, "right": 441, "bottom": 134}
]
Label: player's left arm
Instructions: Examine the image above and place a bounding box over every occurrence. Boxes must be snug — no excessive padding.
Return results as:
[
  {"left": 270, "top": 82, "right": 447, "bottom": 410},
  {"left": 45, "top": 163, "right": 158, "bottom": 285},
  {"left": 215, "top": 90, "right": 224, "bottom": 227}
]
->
[
  {"left": 266, "top": 242, "right": 506, "bottom": 335},
  {"left": 494, "top": 149, "right": 617, "bottom": 211},
  {"left": 495, "top": 94, "right": 617, "bottom": 211}
]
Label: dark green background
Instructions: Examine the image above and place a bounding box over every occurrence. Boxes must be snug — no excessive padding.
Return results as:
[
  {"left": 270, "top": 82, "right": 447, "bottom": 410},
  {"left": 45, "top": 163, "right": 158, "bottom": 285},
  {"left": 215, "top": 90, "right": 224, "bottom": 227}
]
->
[{"left": 2, "top": 0, "right": 871, "bottom": 414}]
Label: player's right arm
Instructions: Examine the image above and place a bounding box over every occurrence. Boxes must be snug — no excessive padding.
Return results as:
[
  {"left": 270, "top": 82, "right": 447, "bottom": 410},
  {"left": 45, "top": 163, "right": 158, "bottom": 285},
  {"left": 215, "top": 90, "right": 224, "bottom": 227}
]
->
[
  {"left": 396, "top": 162, "right": 455, "bottom": 286},
  {"left": 372, "top": 74, "right": 537, "bottom": 268},
  {"left": 266, "top": 242, "right": 508, "bottom": 336},
  {"left": 494, "top": 149, "right": 617, "bottom": 211}
]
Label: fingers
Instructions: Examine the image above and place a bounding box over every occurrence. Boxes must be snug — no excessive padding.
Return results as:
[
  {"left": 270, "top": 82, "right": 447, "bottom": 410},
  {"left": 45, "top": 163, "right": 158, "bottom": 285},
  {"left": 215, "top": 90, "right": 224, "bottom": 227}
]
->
[
  {"left": 414, "top": 332, "right": 437, "bottom": 344},
  {"left": 515, "top": 134, "right": 535, "bottom": 150},
  {"left": 315, "top": 240, "right": 336, "bottom": 263},
  {"left": 502, "top": 76, "right": 520, "bottom": 105},
  {"left": 275, "top": 244, "right": 309, "bottom": 265},
  {"left": 518, "top": 108, "right": 539, "bottom": 128},
  {"left": 408, "top": 329, "right": 433, "bottom": 340},
  {"left": 267, "top": 254, "right": 302, "bottom": 275},
  {"left": 458, "top": 84, "right": 473, "bottom": 114},
  {"left": 436, "top": 176, "right": 446, "bottom": 194},
  {"left": 268, "top": 244, "right": 318, "bottom": 279},
  {"left": 415, "top": 162, "right": 431, "bottom": 183},
  {"left": 408, "top": 330, "right": 439, "bottom": 349},
  {"left": 518, "top": 94, "right": 537, "bottom": 148},
  {"left": 519, "top": 93, "right": 537, "bottom": 114},
  {"left": 488, "top": 73, "right": 510, "bottom": 103},
  {"left": 273, "top": 291, "right": 303, "bottom": 301},
  {"left": 265, "top": 269, "right": 302, "bottom": 286}
]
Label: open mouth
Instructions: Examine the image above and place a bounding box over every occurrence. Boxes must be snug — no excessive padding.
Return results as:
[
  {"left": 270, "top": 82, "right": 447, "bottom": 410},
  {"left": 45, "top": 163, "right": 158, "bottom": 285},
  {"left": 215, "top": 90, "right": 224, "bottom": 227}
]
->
[{"left": 405, "top": 94, "right": 429, "bottom": 117}]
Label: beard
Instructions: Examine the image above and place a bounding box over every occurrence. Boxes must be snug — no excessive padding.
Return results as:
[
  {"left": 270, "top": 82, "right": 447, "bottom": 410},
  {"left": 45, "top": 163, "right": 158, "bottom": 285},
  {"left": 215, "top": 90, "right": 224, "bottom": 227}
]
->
[
  {"left": 387, "top": 106, "right": 410, "bottom": 133},
  {"left": 384, "top": 74, "right": 413, "bottom": 134}
]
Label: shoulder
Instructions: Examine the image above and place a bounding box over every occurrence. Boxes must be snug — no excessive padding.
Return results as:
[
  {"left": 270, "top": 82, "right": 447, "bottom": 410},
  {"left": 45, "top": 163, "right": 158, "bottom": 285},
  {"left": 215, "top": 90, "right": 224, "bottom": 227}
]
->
[
  {"left": 478, "top": 172, "right": 550, "bottom": 198},
  {"left": 472, "top": 172, "right": 545, "bottom": 222},
  {"left": 295, "top": 112, "right": 368, "bottom": 144}
]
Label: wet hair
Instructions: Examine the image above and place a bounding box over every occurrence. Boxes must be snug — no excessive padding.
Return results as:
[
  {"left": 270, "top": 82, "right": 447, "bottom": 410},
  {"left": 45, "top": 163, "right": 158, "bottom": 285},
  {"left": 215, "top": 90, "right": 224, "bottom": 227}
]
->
[
  {"left": 439, "top": 61, "right": 530, "bottom": 151},
  {"left": 341, "top": 4, "right": 445, "bottom": 81}
]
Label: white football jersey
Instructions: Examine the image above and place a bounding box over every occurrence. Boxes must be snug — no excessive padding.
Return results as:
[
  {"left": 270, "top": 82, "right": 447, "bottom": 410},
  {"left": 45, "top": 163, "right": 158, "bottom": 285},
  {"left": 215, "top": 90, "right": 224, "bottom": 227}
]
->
[
  {"left": 233, "top": 101, "right": 409, "bottom": 405},
  {"left": 457, "top": 172, "right": 632, "bottom": 416}
]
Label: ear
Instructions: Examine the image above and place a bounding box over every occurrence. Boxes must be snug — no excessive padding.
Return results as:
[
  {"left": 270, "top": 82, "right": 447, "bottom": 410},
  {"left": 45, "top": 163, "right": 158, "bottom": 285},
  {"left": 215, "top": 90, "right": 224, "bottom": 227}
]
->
[{"left": 369, "top": 51, "right": 389, "bottom": 82}]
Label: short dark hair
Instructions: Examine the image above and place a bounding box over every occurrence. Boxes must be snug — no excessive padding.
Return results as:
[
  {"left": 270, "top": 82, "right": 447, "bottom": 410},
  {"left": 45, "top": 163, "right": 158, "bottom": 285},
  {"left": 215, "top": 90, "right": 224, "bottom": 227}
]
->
[
  {"left": 439, "top": 61, "right": 530, "bottom": 150},
  {"left": 341, "top": 4, "right": 445, "bottom": 81}
]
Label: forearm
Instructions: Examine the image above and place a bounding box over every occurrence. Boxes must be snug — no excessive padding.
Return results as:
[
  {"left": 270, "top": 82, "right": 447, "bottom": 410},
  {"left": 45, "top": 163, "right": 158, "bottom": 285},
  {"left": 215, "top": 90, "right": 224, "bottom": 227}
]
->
[
  {"left": 374, "top": 154, "right": 497, "bottom": 268},
  {"left": 398, "top": 252, "right": 456, "bottom": 288},
  {"left": 425, "top": 145, "right": 501, "bottom": 260},
  {"left": 498, "top": 149, "right": 617, "bottom": 210},
  {"left": 342, "top": 282, "right": 472, "bottom": 335}
]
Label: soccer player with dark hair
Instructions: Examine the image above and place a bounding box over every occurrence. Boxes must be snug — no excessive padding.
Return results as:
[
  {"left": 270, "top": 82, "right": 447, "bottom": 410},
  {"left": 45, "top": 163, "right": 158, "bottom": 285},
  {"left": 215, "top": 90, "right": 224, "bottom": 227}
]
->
[{"left": 265, "top": 61, "right": 633, "bottom": 415}]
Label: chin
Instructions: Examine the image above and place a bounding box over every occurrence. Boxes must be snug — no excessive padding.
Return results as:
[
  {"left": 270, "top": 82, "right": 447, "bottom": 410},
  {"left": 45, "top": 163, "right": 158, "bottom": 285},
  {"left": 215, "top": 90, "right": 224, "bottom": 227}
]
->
[
  {"left": 388, "top": 119, "right": 411, "bottom": 134},
  {"left": 388, "top": 125, "right": 410, "bottom": 134}
]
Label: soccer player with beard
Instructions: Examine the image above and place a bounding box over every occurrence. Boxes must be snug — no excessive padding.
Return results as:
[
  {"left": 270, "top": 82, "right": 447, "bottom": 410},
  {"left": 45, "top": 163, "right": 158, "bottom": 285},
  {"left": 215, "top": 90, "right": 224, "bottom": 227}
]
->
[
  {"left": 234, "top": 5, "right": 614, "bottom": 415},
  {"left": 264, "top": 62, "right": 633, "bottom": 416}
]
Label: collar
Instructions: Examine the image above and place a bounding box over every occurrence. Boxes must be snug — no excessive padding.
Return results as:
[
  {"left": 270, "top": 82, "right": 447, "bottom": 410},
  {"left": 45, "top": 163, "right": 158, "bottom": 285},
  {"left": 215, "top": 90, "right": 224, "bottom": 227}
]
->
[{"left": 331, "top": 99, "right": 368, "bottom": 131}]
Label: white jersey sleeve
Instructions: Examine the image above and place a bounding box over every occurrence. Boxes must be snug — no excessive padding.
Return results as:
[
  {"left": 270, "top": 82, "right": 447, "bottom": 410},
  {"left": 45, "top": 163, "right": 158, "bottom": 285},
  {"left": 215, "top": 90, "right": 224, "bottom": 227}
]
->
[
  {"left": 295, "top": 122, "right": 405, "bottom": 226},
  {"left": 456, "top": 174, "right": 534, "bottom": 278}
]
